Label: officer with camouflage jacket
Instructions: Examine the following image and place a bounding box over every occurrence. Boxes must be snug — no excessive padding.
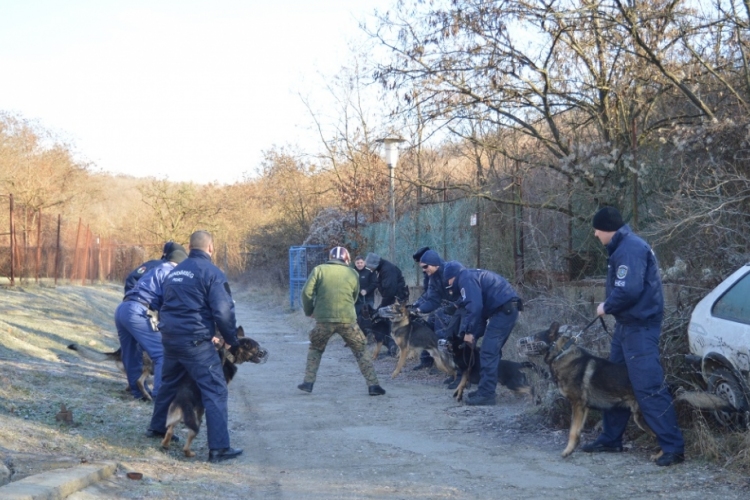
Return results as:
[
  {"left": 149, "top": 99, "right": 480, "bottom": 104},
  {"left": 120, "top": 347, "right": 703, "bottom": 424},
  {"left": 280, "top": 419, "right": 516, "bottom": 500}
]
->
[{"left": 297, "top": 246, "right": 386, "bottom": 396}]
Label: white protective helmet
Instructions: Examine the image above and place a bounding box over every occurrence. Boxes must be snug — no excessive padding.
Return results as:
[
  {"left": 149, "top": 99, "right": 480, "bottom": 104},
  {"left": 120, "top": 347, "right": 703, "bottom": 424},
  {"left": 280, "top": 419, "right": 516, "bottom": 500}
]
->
[{"left": 329, "top": 246, "right": 351, "bottom": 265}]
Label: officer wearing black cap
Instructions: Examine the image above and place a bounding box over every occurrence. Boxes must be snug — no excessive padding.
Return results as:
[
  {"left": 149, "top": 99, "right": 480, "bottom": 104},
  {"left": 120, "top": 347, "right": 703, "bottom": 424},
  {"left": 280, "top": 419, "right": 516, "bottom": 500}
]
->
[
  {"left": 115, "top": 242, "right": 188, "bottom": 400},
  {"left": 146, "top": 230, "right": 243, "bottom": 463},
  {"left": 583, "top": 206, "right": 685, "bottom": 467},
  {"left": 412, "top": 246, "right": 431, "bottom": 292},
  {"left": 411, "top": 249, "right": 458, "bottom": 373},
  {"left": 442, "top": 260, "right": 521, "bottom": 406}
]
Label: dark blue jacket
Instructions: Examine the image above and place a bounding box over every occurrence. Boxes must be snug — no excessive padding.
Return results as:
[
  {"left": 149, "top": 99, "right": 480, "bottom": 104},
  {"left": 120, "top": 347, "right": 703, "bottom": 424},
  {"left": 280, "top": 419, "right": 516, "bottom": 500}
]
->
[
  {"left": 603, "top": 225, "right": 664, "bottom": 326},
  {"left": 123, "top": 259, "right": 164, "bottom": 294},
  {"left": 414, "top": 258, "right": 454, "bottom": 314},
  {"left": 124, "top": 261, "right": 176, "bottom": 310},
  {"left": 452, "top": 265, "right": 518, "bottom": 338},
  {"left": 158, "top": 249, "right": 239, "bottom": 347}
]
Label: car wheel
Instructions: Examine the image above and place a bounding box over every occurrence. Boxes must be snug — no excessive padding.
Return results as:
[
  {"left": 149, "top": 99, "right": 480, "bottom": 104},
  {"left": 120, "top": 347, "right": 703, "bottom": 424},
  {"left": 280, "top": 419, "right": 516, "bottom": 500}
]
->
[{"left": 707, "top": 367, "right": 749, "bottom": 429}]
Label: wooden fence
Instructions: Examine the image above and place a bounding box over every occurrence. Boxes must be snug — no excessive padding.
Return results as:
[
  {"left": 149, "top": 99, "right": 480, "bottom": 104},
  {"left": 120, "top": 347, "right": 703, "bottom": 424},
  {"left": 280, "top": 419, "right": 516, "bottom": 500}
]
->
[{"left": 0, "top": 194, "right": 161, "bottom": 286}]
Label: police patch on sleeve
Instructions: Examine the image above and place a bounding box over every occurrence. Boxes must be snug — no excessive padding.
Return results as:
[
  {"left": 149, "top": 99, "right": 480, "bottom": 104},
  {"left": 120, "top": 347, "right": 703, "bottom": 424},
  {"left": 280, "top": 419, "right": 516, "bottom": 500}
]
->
[
  {"left": 136, "top": 266, "right": 147, "bottom": 275},
  {"left": 616, "top": 265, "right": 628, "bottom": 279},
  {"left": 460, "top": 288, "right": 466, "bottom": 300}
]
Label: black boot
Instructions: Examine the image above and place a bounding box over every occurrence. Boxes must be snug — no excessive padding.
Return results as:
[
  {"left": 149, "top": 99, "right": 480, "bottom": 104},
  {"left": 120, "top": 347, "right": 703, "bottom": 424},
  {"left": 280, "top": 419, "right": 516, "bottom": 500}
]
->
[
  {"left": 368, "top": 385, "right": 386, "bottom": 396},
  {"left": 297, "top": 382, "right": 313, "bottom": 393},
  {"left": 145, "top": 429, "right": 179, "bottom": 442},
  {"left": 412, "top": 354, "right": 434, "bottom": 371},
  {"left": 208, "top": 447, "right": 243, "bottom": 463}
]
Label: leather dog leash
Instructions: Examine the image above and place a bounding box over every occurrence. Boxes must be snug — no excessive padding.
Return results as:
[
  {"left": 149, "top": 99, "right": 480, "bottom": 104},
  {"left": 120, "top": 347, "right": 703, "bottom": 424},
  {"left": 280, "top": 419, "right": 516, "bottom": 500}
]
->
[{"left": 557, "top": 316, "right": 609, "bottom": 356}]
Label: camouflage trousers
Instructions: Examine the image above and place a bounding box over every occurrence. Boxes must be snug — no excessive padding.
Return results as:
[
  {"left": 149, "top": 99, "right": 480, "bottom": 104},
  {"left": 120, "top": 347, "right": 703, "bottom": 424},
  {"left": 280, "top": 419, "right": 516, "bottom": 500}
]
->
[{"left": 303, "top": 322, "right": 379, "bottom": 386}]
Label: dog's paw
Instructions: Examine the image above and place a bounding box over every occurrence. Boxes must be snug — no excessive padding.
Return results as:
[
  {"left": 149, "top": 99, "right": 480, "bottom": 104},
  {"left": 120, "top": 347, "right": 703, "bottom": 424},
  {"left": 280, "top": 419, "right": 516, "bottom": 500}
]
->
[{"left": 650, "top": 449, "right": 664, "bottom": 461}]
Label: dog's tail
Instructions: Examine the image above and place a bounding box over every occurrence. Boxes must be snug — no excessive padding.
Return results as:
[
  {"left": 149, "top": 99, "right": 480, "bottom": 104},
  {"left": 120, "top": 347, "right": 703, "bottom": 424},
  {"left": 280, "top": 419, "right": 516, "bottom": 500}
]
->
[
  {"left": 180, "top": 401, "right": 201, "bottom": 434},
  {"left": 675, "top": 388, "right": 737, "bottom": 412},
  {"left": 67, "top": 343, "right": 120, "bottom": 363}
]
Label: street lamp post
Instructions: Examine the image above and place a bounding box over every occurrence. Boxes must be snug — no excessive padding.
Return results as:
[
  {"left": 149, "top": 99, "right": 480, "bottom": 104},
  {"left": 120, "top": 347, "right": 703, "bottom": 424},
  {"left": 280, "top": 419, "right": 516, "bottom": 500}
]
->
[{"left": 378, "top": 136, "right": 405, "bottom": 263}]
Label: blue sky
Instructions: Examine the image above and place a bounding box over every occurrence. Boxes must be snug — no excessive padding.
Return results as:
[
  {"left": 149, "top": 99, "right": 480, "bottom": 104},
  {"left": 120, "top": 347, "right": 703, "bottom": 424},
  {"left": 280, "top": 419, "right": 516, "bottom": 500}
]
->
[{"left": 0, "top": 0, "right": 394, "bottom": 184}]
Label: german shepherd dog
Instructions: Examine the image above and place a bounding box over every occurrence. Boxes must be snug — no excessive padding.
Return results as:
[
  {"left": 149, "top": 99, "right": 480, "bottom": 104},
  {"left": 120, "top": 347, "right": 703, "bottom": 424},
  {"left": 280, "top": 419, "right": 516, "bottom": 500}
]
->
[
  {"left": 521, "top": 322, "right": 654, "bottom": 457},
  {"left": 519, "top": 322, "right": 734, "bottom": 458},
  {"left": 378, "top": 300, "right": 456, "bottom": 379},
  {"left": 161, "top": 326, "right": 268, "bottom": 457},
  {"left": 68, "top": 342, "right": 155, "bottom": 400},
  {"left": 446, "top": 332, "right": 536, "bottom": 402}
]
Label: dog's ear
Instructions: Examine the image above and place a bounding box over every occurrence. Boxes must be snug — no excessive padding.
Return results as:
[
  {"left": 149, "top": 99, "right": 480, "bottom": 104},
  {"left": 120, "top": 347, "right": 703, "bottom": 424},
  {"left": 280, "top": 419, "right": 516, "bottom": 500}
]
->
[
  {"left": 237, "top": 326, "right": 245, "bottom": 338},
  {"left": 547, "top": 322, "right": 560, "bottom": 342}
]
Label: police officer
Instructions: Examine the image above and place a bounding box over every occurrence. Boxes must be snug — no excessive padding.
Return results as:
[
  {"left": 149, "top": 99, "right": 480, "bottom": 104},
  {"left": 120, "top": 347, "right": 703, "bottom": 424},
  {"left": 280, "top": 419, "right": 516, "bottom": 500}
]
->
[
  {"left": 411, "top": 249, "right": 441, "bottom": 371},
  {"left": 115, "top": 243, "right": 188, "bottom": 400},
  {"left": 412, "top": 246, "right": 431, "bottom": 293},
  {"left": 123, "top": 241, "right": 183, "bottom": 294},
  {"left": 443, "top": 261, "right": 522, "bottom": 406},
  {"left": 410, "top": 247, "right": 433, "bottom": 370},
  {"left": 412, "top": 250, "right": 460, "bottom": 383},
  {"left": 146, "top": 230, "right": 243, "bottom": 463},
  {"left": 583, "top": 206, "right": 685, "bottom": 467},
  {"left": 297, "top": 246, "right": 385, "bottom": 396},
  {"left": 364, "top": 253, "right": 408, "bottom": 356}
]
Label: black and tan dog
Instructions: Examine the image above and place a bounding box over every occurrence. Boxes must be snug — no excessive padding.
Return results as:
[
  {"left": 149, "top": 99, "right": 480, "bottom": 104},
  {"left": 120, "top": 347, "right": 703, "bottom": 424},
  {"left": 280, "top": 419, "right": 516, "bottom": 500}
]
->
[
  {"left": 68, "top": 342, "right": 155, "bottom": 400},
  {"left": 378, "top": 300, "right": 456, "bottom": 379},
  {"left": 521, "top": 322, "right": 654, "bottom": 457},
  {"left": 447, "top": 333, "right": 536, "bottom": 402},
  {"left": 161, "top": 326, "right": 268, "bottom": 457},
  {"left": 519, "top": 322, "right": 734, "bottom": 458}
]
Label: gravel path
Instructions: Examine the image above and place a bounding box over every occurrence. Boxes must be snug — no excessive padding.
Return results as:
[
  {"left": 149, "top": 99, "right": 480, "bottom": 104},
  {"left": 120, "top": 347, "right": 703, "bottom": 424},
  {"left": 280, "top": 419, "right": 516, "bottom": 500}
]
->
[{"left": 71, "top": 299, "right": 750, "bottom": 499}]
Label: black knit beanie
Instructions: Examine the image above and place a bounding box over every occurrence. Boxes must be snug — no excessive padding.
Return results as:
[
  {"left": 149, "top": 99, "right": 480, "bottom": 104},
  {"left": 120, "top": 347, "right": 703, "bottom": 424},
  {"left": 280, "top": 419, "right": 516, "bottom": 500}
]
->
[
  {"left": 412, "top": 246, "right": 430, "bottom": 262},
  {"left": 592, "top": 206, "right": 624, "bottom": 232}
]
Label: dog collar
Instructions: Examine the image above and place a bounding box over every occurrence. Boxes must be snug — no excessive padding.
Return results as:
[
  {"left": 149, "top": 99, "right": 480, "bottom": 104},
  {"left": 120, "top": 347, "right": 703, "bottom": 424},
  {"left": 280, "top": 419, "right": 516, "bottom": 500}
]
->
[{"left": 552, "top": 337, "right": 577, "bottom": 362}]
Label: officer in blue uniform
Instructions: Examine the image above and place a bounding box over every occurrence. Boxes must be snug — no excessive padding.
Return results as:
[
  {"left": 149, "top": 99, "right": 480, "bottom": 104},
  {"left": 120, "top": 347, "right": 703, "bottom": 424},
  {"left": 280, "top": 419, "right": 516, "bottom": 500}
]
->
[
  {"left": 115, "top": 243, "right": 188, "bottom": 400},
  {"left": 443, "top": 261, "right": 521, "bottom": 406},
  {"left": 146, "top": 230, "right": 243, "bottom": 463},
  {"left": 123, "top": 241, "right": 183, "bottom": 294},
  {"left": 412, "top": 249, "right": 457, "bottom": 374},
  {"left": 411, "top": 247, "right": 435, "bottom": 371},
  {"left": 583, "top": 206, "right": 685, "bottom": 467}
]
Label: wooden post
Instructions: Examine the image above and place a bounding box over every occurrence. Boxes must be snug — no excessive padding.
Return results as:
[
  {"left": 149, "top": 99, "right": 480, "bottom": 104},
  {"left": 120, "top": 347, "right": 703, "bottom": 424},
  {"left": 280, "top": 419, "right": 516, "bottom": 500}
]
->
[
  {"left": 35, "top": 209, "right": 42, "bottom": 283},
  {"left": 107, "top": 238, "right": 113, "bottom": 281},
  {"left": 54, "top": 214, "right": 61, "bottom": 285},
  {"left": 513, "top": 162, "right": 525, "bottom": 286},
  {"left": 82, "top": 225, "right": 91, "bottom": 285},
  {"left": 442, "top": 180, "right": 448, "bottom": 259},
  {"left": 96, "top": 235, "right": 102, "bottom": 282},
  {"left": 9, "top": 194, "right": 14, "bottom": 286},
  {"left": 71, "top": 218, "right": 82, "bottom": 282},
  {"left": 631, "top": 118, "right": 639, "bottom": 231}
]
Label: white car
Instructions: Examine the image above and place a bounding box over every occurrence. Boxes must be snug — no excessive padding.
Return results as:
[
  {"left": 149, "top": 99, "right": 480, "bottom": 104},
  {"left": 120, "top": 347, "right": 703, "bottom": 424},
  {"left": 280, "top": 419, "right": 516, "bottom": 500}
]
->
[{"left": 688, "top": 263, "right": 750, "bottom": 427}]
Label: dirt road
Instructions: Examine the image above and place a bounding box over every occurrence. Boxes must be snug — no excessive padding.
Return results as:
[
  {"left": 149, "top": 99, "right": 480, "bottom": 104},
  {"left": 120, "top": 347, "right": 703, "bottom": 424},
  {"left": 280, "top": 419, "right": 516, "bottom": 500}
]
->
[{"left": 73, "top": 298, "right": 749, "bottom": 499}]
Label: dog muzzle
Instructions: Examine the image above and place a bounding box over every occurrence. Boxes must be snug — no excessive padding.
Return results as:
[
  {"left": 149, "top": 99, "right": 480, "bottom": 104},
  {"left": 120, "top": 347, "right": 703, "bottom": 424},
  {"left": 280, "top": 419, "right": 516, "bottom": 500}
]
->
[
  {"left": 255, "top": 348, "right": 269, "bottom": 364},
  {"left": 437, "top": 338, "right": 451, "bottom": 354},
  {"left": 376, "top": 305, "right": 397, "bottom": 319},
  {"left": 517, "top": 336, "right": 548, "bottom": 357}
]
